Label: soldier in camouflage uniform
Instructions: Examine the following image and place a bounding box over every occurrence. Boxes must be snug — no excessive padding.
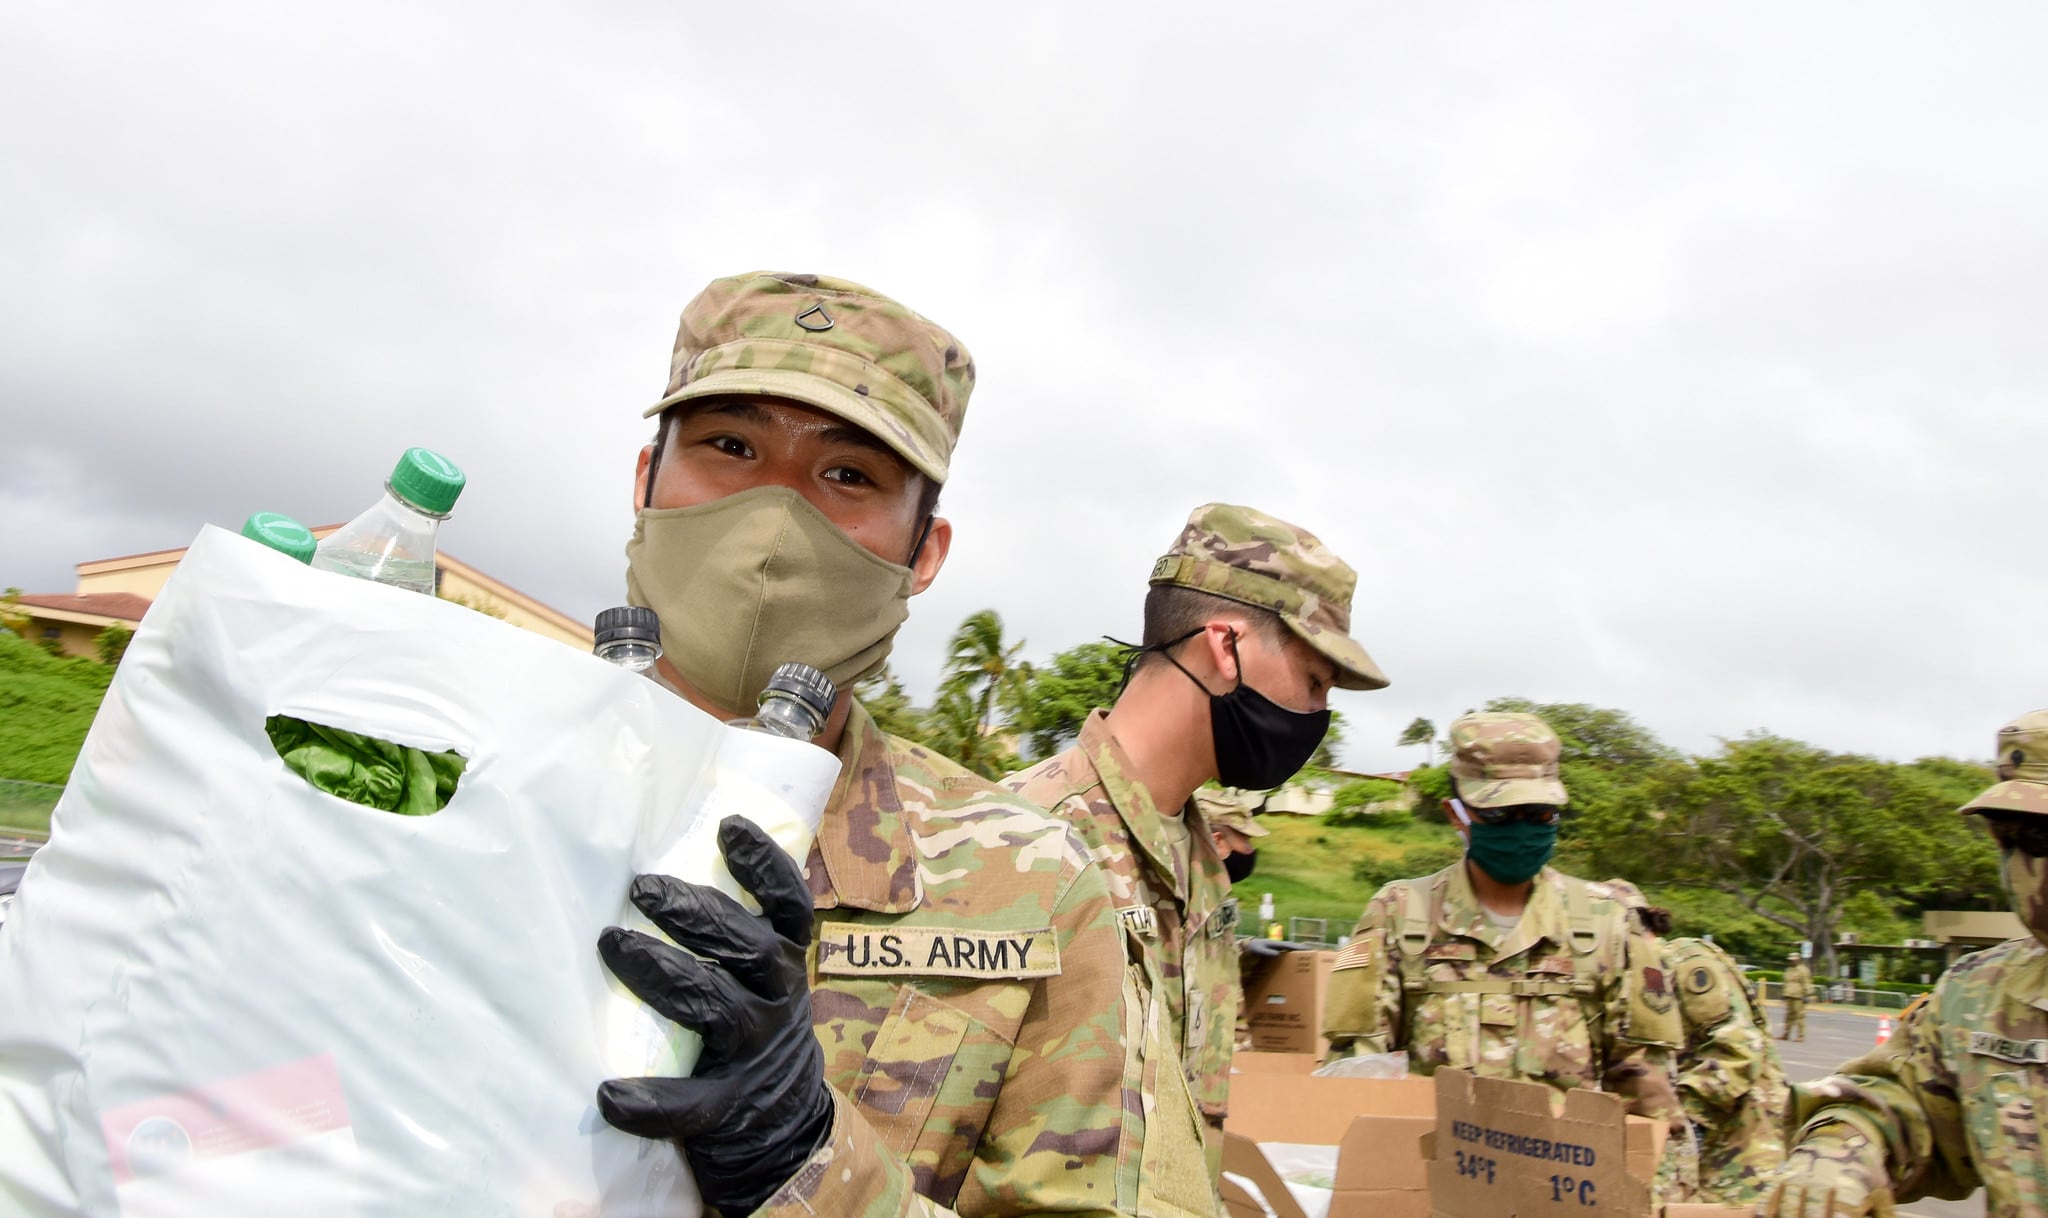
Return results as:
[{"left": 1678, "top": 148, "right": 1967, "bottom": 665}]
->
[
  {"left": 1005, "top": 504, "right": 1388, "bottom": 1210},
  {"left": 1630, "top": 904, "right": 1790, "bottom": 1204},
  {"left": 598, "top": 272, "right": 1143, "bottom": 1218},
  {"left": 1322, "top": 712, "right": 1694, "bottom": 1199},
  {"left": 1761, "top": 709, "right": 2048, "bottom": 1218},
  {"left": 1781, "top": 954, "right": 1814, "bottom": 1041}
]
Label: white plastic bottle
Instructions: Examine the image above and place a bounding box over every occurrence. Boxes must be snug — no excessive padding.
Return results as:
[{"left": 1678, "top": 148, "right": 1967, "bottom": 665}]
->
[
  {"left": 310, "top": 448, "right": 465, "bottom": 594},
  {"left": 605, "top": 663, "right": 839, "bottom": 1079}
]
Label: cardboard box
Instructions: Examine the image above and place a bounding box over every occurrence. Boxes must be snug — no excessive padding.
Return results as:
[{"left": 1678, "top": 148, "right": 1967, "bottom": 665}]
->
[
  {"left": 1222, "top": 1061, "right": 1435, "bottom": 1218},
  {"left": 1241, "top": 949, "right": 1338, "bottom": 1054},
  {"left": 1427, "top": 1069, "right": 1669, "bottom": 1218}
]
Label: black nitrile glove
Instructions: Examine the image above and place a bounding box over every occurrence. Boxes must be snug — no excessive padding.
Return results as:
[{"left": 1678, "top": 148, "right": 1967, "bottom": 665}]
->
[
  {"left": 597, "top": 815, "right": 833, "bottom": 1216},
  {"left": 1240, "top": 937, "right": 1309, "bottom": 959}
]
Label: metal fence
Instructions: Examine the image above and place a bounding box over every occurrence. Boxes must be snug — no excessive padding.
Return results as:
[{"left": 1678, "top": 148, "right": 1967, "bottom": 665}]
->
[{"left": 0, "top": 778, "right": 61, "bottom": 841}]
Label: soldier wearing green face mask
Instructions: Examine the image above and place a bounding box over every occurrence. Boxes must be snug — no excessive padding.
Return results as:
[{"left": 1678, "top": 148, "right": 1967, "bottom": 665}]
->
[
  {"left": 1321, "top": 711, "right": 1695, "bottom": 1201},
  {"left": 1760, "top": 708, "right": 2048, "bottom": 1218}
]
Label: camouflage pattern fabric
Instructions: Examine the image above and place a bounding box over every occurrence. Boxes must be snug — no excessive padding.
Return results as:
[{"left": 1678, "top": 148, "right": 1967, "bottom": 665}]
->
[
  {"left": 1321, "top": 864, "right": 1694, "bottom": 1201},
  {"left": 646, "top": 271, "right": 974, "bottom": 483},
  {"left": 1006, "top": 709, "right": 1239, "bottom": 1213},
  {"left": 1148, "top": 503, "right": 1387, "bottom": 691},
  {"left": 1664, "top": 936, "right": 1789, "bottom": 1203},
  {"left": 765, "top": 701, "right": 1143, "bottom": 1218},
  {"left": 1961, "top": 708, "right": 2048, "bottom": 818},
  {"left": 1782, "top": 962, "right": 1814, "bottom": 1041},
  {"left": 1446, "top": 711, "right": 1570, "bottom": 809},
  {"left": 1193, "top": 788, "right": 1267, "bottom": 839},
  {"left": 1773, "top": 935, "right": 2048, "bottom": 1216}
]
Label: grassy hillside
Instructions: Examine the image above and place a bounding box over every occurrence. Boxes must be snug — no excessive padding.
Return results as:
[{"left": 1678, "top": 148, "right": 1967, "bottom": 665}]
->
[
  {"left": 1232, "top": 813, "right": 1463, "bottom": 934},
  {"left": 0, "top": 630, "right": 112, "bottom": 789}
]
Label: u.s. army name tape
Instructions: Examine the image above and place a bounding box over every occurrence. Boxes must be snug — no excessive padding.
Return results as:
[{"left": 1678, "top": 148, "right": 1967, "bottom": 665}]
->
[{"left": 816, "top": 923, "right": 1062, "bottom": 979}]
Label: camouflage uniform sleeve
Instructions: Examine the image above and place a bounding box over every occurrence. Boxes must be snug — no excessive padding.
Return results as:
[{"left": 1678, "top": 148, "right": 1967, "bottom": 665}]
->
[
  {"left": 1673, "top": 954, "right": 1766, "bottom": 1117},
  {"left": 756, "top": 858, "right": 1132, "bottom": 1218},
  {"left": 1321, "top": 886, "right": 1398, "bottom": 1058},
  {"left": 1596, "top": 918, "right": 1696, "bottom": 1201},
  {"left": 1600, "top": 917, "right": 1684, "bottom": 1119},
  {"left": 1789, "top": 978, "right": 1978, "bottom": 1204}
]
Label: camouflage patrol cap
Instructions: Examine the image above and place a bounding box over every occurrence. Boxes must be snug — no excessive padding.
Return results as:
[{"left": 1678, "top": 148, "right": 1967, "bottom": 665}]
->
[
  {"left": 1962, "top": 709, "right": 2048, "bottom": 818},
  {"left": 645, "top": 271, "right": 974, "bottom": 483},
  {"left": 1148, "top": 503, "right": 1388, "bottom": 691},
  {"left": 1194, "top": 788, "right": 1270, "bottom": 837},
  {"left": 1446, "top": 711, "right": 1569, "bottom": 809}
]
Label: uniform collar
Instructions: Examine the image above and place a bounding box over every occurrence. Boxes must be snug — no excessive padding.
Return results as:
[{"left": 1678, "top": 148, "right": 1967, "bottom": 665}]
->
[
  {"left": 1078, "top": 709, "right": 1192, "bottom": 898},
  {"left": 1441, "top": 861, "right": 1567, "bottom": 960},
  {"left": 804, "top": 700, "right": 922, "bottom": 915}
]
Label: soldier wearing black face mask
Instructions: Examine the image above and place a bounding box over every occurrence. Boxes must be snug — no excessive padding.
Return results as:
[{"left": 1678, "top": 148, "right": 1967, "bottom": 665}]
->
[
  {"left": 1004, "top": 502, "right": 1387, "bottom": 1193},
  {"left": 1195, "top": 790, "right": 1268, "bottom": 885}
]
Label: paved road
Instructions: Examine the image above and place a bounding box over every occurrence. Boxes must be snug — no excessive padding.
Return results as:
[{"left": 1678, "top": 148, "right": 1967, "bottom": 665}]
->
[
  {"left": 0, "top": 835, "right": 41, "bottom": 859},
  {"left": 1763, "top": 1001, "right": 1979, "bottom": 1217}
]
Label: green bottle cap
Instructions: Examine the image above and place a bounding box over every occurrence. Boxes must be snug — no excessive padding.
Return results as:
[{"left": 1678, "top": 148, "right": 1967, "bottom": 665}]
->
[
  {"left": 241, "top": 512, "right": 317, "bottom": 564},
  {"left": 388, "top": 447, "right": 466, "bottom": 517}
]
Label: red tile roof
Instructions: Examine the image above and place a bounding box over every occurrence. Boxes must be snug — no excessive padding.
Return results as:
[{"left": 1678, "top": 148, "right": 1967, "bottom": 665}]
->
[{"left": 14, "top": 592, "right": 154, "bottom": 623}]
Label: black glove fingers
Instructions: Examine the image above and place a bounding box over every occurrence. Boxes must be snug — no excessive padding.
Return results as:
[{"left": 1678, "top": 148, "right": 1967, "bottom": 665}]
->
[
  {"left": 597, "top": 927, "right": 750, "bottom": 1054},
  {"left": 596, "top": 1075, "right": 741, "bottom": 1140},
  {"left": 717, "top": 815, "right": 816, "bottom": 947},
  {"left": 627, "top": 873, "right": 786, "bottom": 982}
]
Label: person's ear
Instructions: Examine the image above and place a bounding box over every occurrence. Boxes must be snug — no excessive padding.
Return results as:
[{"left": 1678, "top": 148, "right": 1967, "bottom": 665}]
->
[
  {"left": 1199, "top": 621, "right": 1241, "bottom": 684},
  {"left": 633, "top": 444, "right": 654, "bottom": 510},
  {"left": 909, "top": 516, "right": 951, "bottom": 595}
]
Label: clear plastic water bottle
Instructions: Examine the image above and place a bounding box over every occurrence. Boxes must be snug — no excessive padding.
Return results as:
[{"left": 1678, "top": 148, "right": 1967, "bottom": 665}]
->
[
  {"left": 592, "top": 606, "right": 661, "bottom": 673},
  {"left": 605, "top": 662, "right": 839, "bottom": 1083},
  {"left": 726, "top": 663, "right": 836, "bottom": 739},
  {"left": 310, "top": 448, "right": 465, "bottom": 594},
  {"left": 240, "top": 512, "right": 318, "bottom": 564}
]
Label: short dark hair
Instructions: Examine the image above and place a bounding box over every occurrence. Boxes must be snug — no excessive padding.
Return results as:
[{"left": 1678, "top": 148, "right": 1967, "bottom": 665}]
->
[
  {"left": 1134, "top": 584, "right": 1284, "bottom": 671},
  {"left": 645, "top": 405, "right": 941, "bottom": 522},
  {"left": 1634, "top": 906, "right": 1674, "bottom": 937}
]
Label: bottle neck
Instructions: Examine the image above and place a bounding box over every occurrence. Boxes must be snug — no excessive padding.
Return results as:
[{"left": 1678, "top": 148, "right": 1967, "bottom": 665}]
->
[{"left": 737, "top": 695, "right": 825, "bottom": 741}]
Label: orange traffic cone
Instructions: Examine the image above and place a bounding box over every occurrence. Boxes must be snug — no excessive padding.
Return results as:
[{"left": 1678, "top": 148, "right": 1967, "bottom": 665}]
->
[{"left": 1876, "top": 1017, "right": 1893, "bottom": 1045}]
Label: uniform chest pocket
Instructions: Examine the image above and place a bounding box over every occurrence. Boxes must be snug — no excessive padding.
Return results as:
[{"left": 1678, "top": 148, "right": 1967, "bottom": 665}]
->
[
  {"left": 1970, "top": 1069, "right": 2047, "bottom": 1179},
  {"left": 848, "top": 985, "right": 1017, "bottom": 1205}
]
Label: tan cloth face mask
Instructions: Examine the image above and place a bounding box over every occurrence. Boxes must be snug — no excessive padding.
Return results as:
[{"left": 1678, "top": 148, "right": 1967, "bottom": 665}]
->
[{"left": 624, "top": 485, "right": 915, "bottom": 715}]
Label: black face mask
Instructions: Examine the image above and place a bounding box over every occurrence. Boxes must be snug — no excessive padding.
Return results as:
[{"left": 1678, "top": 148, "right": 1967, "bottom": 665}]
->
[
  {"left": 1224, "top": 848, "right": 1258, "bottom": 884},
  {"left": 1150, "top": 628, "right": 1331, "bottom": 791}
]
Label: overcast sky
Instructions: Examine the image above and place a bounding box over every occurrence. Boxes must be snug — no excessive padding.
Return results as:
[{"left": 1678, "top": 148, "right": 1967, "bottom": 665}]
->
[{"left": 4, "top": 4, "right": 2044, "bottom": 774}]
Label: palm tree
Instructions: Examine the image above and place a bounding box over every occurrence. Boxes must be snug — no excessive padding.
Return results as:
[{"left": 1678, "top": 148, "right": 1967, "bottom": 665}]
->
[
  {"left": 936, "top": 610, "right": 1029, "bottom": 778},
  {"left": 1397, "top": 716, "right": 1436, "bottom": 766}
]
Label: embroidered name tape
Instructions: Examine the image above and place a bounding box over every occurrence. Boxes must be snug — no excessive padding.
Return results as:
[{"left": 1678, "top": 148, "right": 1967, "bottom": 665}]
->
[
  {"left": 1119, "top": 905, "right": 1159, "bottom": 939},
  {"left": 816, "top": 923, "right": 1061, "bottom": 979},
  {"left": 1969, "top": 1031, "right": 2048, "bottom": 1064}
]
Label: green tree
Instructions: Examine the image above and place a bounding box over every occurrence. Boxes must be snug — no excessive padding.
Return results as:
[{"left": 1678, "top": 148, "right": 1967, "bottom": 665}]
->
[
  {"left": 1307, "top": 707, "right": 1348, "bottom": 772},
  {"left": 853, "top": 665, "right": 928, "bottom": 742},
  {"left": 1008, "top": 640, "right": 1127, "bottom": 758},
  {"left": 1588, "top": 734, "right": 1989, "bottom": 977},
  {"left": 928, "top": 610, "right": 1028, "bottom": 779},
  {"left": 1397, "top": 716, "right": 1436, "bottom": 765},
  {"left": 94, "top": 624, "right": 133, "bottom": 667},
  {"left": 0, "top": 587, "right": 29, "bottom": 640}
]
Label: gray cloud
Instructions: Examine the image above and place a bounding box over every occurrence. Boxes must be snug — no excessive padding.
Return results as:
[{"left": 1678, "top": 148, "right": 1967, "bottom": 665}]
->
[{"left": 4, "top": 2, "right": 2043, "bottom": 774}]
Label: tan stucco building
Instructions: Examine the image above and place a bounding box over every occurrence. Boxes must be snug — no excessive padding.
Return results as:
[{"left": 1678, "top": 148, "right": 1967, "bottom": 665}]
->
[{"left": 12, "top": 530, "right": 593, "bottom": 659}]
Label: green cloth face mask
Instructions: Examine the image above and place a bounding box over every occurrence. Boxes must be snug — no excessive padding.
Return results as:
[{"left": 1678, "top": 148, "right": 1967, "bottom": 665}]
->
[
  {"left": 624, "top": 485, "right": 914, "bottom": 716},
  {"left": 1465, "top": 819, "right": 1558, "bottom": 886}
]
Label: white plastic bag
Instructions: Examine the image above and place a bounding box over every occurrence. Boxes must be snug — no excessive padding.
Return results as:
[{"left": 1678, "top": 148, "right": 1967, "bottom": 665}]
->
[{"left": 0, "top": 526, "right": 841, "bottom": 1217}]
